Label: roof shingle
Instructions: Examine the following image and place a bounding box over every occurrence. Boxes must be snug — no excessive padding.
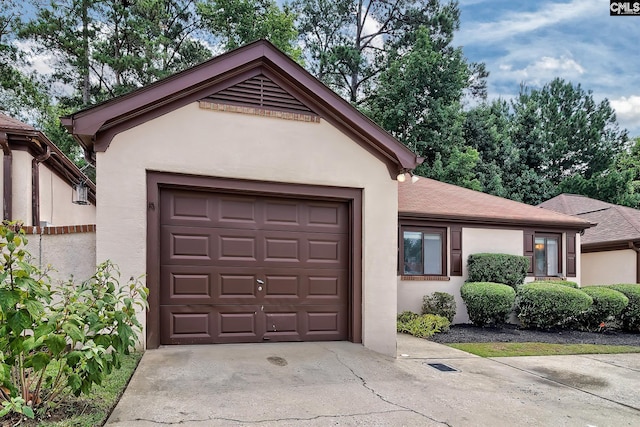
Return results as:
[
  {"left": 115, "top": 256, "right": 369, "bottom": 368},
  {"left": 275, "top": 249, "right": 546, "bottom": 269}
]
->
[
  {"left": 399, "top": 178, "right": 591, "bottom": 229},
  {"left": 539, "top": 194, "right": 640, "bottom": 245},
  {"left": 0, "top": 113, "right": 36, "bottom": 132}
]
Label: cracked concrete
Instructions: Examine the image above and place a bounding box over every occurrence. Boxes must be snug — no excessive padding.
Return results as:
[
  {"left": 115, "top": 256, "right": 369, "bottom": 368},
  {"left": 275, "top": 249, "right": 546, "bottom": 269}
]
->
[{"left": 106, "top": 334, "right": 640, "bottom": 426}]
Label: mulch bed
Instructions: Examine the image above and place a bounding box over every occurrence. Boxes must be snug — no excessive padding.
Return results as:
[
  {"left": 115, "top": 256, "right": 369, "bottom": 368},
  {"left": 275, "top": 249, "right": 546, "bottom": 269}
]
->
[{"left": 429, "top": 324, "right": 640, "bottom": 346}]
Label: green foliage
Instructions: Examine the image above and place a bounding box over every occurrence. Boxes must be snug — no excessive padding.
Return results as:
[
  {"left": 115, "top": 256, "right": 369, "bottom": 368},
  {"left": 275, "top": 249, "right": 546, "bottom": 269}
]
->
[
  {"left": 467, "top": 253, "right": 529, "bottom": 289},
  {"left": 578, "top": 287, "right": 629, "bottom": 331},
  {"left": 516, "top": 282, "right": 593, "bottom": 330},
  {"left": 421, "top": 292, "right": 456, "bottom": 322},
  {"left": 294, "top": 0, "right": 484, "bottom": 104},
  {"left": 460, "top": 282, "right": 515, "bottom": 327},
  {"left": 607, "top": 284, "right": 640, "bottom": 332},
  {"left": 538, "top": 280, "right": 579, "bottom": 288},
  {"left": 397, "top": 312, "right": 450, "bottom": 338},
  {"left": 198, "top": 0, "right": 301, "bottom": 62},
  {"left": 0, "top": 222, "right": 148, "bottom": 418}
]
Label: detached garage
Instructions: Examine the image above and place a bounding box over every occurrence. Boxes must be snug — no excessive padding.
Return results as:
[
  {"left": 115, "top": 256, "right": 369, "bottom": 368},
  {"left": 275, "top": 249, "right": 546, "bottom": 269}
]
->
[{"left": 62, "top": 40, "right": 422, "bottom": 356}]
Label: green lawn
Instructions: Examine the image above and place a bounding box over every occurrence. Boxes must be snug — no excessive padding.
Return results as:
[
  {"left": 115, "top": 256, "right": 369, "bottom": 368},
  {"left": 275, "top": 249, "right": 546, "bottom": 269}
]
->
[
  {"left": 448, "top": 342, "right": 640, "bottom": 357},
  {"left": 25, "top": 352, "right": 142, "bottom": 427}
]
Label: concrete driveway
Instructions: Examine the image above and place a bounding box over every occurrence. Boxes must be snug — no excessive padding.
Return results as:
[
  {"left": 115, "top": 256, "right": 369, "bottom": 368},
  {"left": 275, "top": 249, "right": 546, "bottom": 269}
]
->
[{"left": 106, "top": 334, "right": 640, "bottom": 426}]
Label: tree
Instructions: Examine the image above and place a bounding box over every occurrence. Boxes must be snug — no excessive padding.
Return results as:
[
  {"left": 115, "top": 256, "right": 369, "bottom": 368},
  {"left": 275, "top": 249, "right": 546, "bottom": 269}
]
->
[
  {"left": 509, "top": 79, "right": 629, "bottom": 205},
  {"left": 364, "top": 26, "right": 480, "bottom": 189},
  {"left": 0, "top": 0, "right": 50, "bottom": 121},
  {"left": 197, "top": 0, "right": 301, "bottom": 61},
  {"left": 293, "top": 0, "right": 483, "bottom": 104},
  {"left": 20, "top": 0, "right": 211, "bottom": 106}
]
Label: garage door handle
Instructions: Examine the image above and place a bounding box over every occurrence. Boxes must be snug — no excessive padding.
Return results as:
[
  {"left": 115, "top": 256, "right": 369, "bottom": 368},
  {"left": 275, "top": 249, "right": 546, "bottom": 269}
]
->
[{"left": 257, "top": 279, "right": 264, "bottom": 284}]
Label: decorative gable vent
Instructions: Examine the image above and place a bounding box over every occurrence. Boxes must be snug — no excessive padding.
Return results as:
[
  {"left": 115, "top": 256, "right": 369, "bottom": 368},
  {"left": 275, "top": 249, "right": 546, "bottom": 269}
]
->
[{"left": 203, "top": 75, "right": 317, "bottom": 115}]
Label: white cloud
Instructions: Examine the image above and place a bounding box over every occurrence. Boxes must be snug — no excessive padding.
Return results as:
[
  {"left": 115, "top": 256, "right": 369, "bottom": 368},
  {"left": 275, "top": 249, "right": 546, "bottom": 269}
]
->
[
  {"left": 496, "top": 55, "right": 585, "bottom": 87},
  {"left": 457, "top": 0, "right": 601, "bottom": 45},
  {"left": 611, "top": 96, "right": 640, "bottom": 134}
]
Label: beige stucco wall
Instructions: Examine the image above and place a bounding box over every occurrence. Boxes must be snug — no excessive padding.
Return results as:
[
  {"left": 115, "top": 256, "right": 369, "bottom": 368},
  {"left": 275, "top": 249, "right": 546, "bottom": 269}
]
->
[
  {"left": 39, "top": 164, "right": 96, "bottom": 226},
  {"left": 97, "top": 102, "right": 399, "bottom": 356},
  {"left": 398, "top": 228, "right": 524, "bottom": 324},
  {"left": 1, "top": 150, "right": 95, "bottom": 226},
  {"left": 12, "top": 150, "right": 32, "bottom": 223},
  {"left": 582, "top": 249, "right": 636, "bottom": 286},
  {"left": 398, "top": 228, "right": 581, "bottom": 324},
  {"left": 24, "top": 231, "right": 96, "bottom": 284}
]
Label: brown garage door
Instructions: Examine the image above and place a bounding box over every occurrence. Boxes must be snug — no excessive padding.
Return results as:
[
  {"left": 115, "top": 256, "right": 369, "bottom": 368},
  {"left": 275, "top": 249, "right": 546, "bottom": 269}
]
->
[{"left": 159, "top": 188, "right": 349, "bottom": 344}]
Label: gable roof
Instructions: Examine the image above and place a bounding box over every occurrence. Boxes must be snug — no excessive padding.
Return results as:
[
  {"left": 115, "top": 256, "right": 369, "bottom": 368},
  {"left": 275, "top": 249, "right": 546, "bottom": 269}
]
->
[
  {"left": 399, "top": 178, "right": 592, "bottom": 229},
  {"left": 61, "top": 40, "right": 422, "bottom": 172},
  {"left": 539, "top": 194, "right": 640, "bottom": 247},
  {"left": 0, "top": 113, "right": 96, "bottom": 204}
]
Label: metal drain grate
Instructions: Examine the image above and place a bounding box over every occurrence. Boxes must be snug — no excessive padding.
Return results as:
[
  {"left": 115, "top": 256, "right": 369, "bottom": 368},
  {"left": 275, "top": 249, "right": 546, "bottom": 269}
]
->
[{"left": 426, "top": 363, "right": 458, "bottom": 372}]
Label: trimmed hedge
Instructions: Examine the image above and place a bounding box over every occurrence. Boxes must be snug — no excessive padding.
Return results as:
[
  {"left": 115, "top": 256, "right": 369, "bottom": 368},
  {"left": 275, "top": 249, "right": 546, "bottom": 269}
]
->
[
  {"left": 578, "top": 287, "right": 629, "bottom": 331},
  {"left": 539, "top": 280, "right": 579, "bottom": 288},
  {"left": 461, "top": 282, "right": 516, "bottom": 327},
  {"left": 516, "top": 282, "right": 593, "bottom": 329},
  {"left": 467, "top": 253, "right": 529, "bottom": 289},
  {"left": 397, "top": 311, "right": 450, "bottom": 338},
  {"left": 607, "top": 284, "right": 640, "bottom": 332},
  {"left": 421, "top": 292, "right": 456, "bottom": 322}
]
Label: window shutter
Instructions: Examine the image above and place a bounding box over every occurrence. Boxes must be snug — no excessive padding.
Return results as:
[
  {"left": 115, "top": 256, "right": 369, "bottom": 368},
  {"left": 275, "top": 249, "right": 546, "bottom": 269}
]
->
[
  {"left": 450, "top": 226, "right": 463, "bottom": 276},
  {"left": 567, "top": 233, "right": 577, "bottom": 277},
  {"left": 524, "top": 230, "right": 534, "bottom": 275}
]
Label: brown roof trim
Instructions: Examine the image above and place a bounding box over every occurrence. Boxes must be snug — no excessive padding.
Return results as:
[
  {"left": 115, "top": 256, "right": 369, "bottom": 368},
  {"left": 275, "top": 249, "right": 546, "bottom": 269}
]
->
[
  {"left": 0, "top": 126, "right": 96, "bottom": 205},
  {"left": 582, "top": 239, "right": 640, "bottom": 253},
  {"left": 62, "top": 40, "right": 422, "bottom": 172},
  {"left": 398, "top": 212, "right": 591, "bottom": 231}
]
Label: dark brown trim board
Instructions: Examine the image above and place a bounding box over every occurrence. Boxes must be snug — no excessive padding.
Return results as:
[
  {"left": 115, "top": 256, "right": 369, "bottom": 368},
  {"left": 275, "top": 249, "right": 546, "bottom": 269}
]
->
[
  {"left": 62, "top": 40, "right": 422, "bottom": 173},
  {"left": 146, "top": 171, "right": 363, "bottom": 348}
]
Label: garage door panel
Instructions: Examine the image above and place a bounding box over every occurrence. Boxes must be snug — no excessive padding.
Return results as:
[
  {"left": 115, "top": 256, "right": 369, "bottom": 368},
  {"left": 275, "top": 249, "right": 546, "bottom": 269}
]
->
[
  {"left": 160, "top": 306, "right": 215, "bottom": 344},
  {"left": 159, "top": 188, "right": 350, "bottom": 345},
  {"left": 160, "top": 190, "right": 219, "bottom": 228}
]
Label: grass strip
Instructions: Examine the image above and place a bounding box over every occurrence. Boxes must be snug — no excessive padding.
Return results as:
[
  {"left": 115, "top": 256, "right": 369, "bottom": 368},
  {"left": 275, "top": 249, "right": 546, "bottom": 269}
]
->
[
  {"left": 36, "top": 352, "right": 142, "bottom": 427},
  {"left": 448, "top": 342, "right": 640, "bottom": 358}
]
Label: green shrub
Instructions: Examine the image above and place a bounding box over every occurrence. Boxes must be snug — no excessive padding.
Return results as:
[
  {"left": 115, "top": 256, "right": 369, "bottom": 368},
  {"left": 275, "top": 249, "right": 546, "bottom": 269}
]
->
[
  {"left": 0, "top": 222, "right": 148, "bottom": 419},
  {"left": 397, "top": 312, "right": 450, "bottom": 338},
  {"left": 421, "top": 292, "right": 456, "bottom": 322},
  {"left": 461, "top": 282, "right": 516, "bottom": 327},
  {"left": 607, "top": 284, "right": 640, "bottom": 332},
  {"left": 397, "top": 310, "right": 419, "bottom": 325},
  {"left": 467, "top": 253, "right": 529, "bottom": 288},
  {"left": 578, "top": 287, "right": 628, "bottom": 331},
  {"left": 537, "top": 280, "right": 579, "bottom": 288},
  {"left": 516, "top": 282, "right": 593, "bottom": 329}
]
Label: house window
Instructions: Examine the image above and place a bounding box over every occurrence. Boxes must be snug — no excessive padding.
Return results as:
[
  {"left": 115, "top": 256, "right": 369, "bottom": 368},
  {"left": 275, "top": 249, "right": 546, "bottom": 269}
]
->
[
  {"left": 401, "top": 228, "right": 446, "bottom": 275},
  {"left": 534, "top": 234, "right": 561, "bottom": 276}
]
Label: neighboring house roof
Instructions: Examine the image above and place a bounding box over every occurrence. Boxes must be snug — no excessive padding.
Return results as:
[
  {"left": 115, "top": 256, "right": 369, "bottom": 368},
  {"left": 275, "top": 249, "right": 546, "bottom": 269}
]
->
[
  {"left": 399, "top": 178, "right": 592, "bottom": 230},
  {"left": 0, "top": 113, "right": 96, "bottom": 204},
  {"left": 61, "top": 40, "right": 422, "bottom": 173},
  {"left": 539, "top": 194, "right": 640, "bottom": 249}
]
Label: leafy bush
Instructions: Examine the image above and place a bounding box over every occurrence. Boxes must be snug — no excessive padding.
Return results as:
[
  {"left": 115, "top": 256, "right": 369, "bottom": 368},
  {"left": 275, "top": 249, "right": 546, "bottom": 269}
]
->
[
  {"left": 397, "top": 312, "right": 450, "bottom": 338},
  {"left": 421, "top": 292, "right": 456, "bottom": 322},
  {"left": 467, "top": 253, "right": 529, "bottom": 289},
  {"left": 537, "top": 280, "right": 579, "bottom": 288},
  {"left": 397, "top": 310, "right": 419, "bottom": 325},
  {"left": 0, "top": 222, "right": 148, "bottom": 419},
  {"left": 578, "top": 287, "right": 628, "bottom": 331},
  {"left": 461, "top": 282, "right": 516, "bottom": 327},
  {"left": 607, "top": 284, "right": 640, "bottom": 332},
  {"left": 516, "top": 282, "right": 592, "bottom": 329}
]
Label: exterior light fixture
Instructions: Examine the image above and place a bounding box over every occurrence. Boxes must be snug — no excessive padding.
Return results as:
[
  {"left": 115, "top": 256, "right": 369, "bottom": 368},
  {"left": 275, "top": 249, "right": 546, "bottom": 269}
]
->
[
  {"left": 397, "top": 172, "right": 407, "bottom": 182},
  {"left": 72, "top": 181, "right": 89, "bottom": 205},
  {"left": 411, "top": 173, "right": 420, "bottom": 183}
]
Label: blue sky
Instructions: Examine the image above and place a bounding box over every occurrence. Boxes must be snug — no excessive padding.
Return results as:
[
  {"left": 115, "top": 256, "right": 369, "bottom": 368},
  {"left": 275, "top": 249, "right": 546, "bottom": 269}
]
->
[{"left": 455, "top": 0, "right": 640, "bottom": 137}]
